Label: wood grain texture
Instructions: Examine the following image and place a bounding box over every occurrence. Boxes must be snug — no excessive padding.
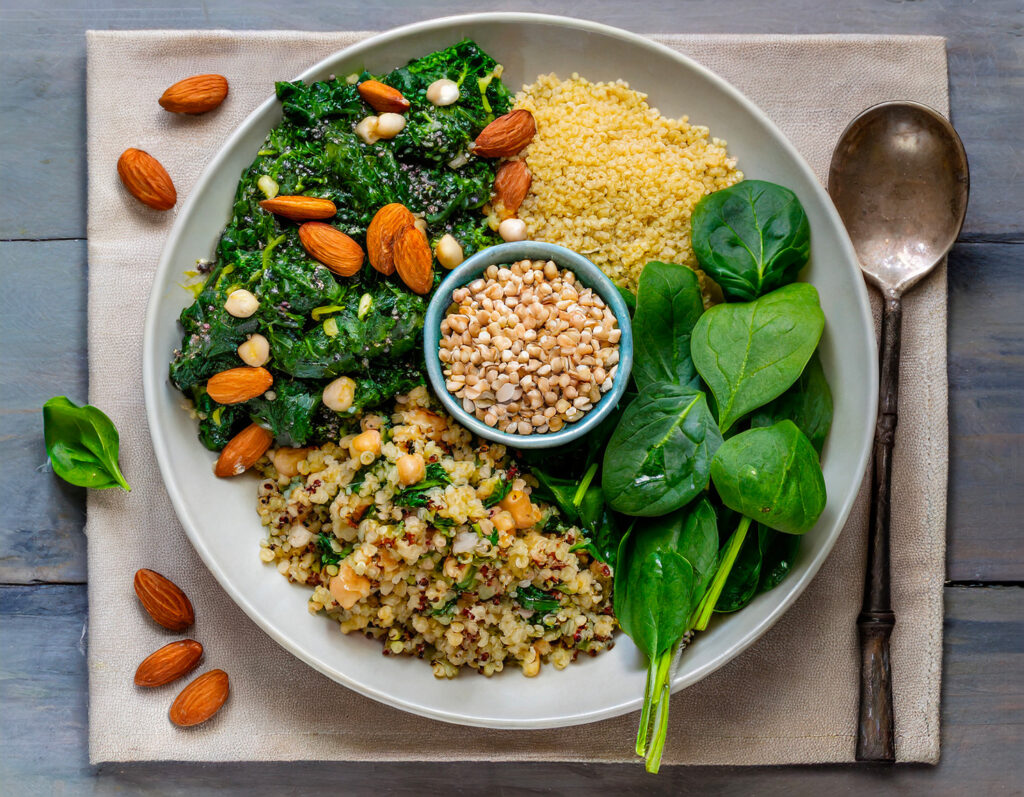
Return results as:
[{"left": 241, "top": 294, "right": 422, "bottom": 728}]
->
[
  {"left": 1, "top": 584, "right": 1019, "bottom": 794},
  {"left": 0, "top": 0, "right": 1021, "bottom": 240},
  {"left": 0, "top": 240, "right": 88, "bottom": 583},
  {"left": 946, "top": 243, "right": 1024, "bottom": 581}
]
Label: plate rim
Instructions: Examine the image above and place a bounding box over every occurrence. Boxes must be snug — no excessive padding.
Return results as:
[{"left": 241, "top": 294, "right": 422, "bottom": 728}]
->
[{"left": 143, "top": 11, "right": 878, "bottom": 729}]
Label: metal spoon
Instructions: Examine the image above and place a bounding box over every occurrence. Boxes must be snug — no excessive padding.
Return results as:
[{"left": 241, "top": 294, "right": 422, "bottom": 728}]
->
[{"left": 828, "top": 101, "right": 968, "bottom": 763}]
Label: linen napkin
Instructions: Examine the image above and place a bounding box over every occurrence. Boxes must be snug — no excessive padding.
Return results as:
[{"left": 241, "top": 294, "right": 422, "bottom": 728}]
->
[{"left": 86, "top": 30, "right": 948, "bottom": 765}]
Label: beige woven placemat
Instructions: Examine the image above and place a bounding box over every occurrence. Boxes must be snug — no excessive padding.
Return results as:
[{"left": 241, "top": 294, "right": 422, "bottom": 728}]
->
[{"left": 86, "top": 30, "right": 948, "bottom": 765}]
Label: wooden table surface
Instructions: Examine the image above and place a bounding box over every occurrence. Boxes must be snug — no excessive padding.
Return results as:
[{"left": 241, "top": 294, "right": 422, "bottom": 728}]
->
[{"left": 1, "top": 1, "right": 1021, "bottom": 794}]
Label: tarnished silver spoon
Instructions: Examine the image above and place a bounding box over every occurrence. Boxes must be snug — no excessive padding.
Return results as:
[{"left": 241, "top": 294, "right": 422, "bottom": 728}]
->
[{"left": 828, "top": 101, "right": 968, "bottom": 762}]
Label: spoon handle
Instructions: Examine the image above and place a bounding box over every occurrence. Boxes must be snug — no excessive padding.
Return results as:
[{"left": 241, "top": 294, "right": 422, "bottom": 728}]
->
[{"left": 856, "top": 294, "right": 900, "bottom": 763}]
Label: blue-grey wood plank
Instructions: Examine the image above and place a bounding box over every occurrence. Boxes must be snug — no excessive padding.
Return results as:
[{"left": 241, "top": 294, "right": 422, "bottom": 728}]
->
[
  {"left": 1, "top": 583, "right": 1020, "bottom": 794},
  {"left": 0, "top": 240, "right": 88, "bottom": 583},
  {"left": 946, "top": 243, "right": 1024, "bottom": 581},
  {"left": 0, "top": 0, "right": 1021, "bottom": 240}
]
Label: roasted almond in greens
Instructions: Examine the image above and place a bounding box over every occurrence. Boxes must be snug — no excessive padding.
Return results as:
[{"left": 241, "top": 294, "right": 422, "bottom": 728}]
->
[
  {"left": 393, "top": 225, "right": 434, "bottom": 294},
  {"left": 299, "top": 222, "right": 365, "bottom": 277},
  {"left": 117, "top": 148, "right": 176, "bottom": 211},
  {"left": 259, "top": 195, "right": 337, "bottom": 221},
  {"left": 357, "top": 79, "right": 410, "bottom": 113},
  {"left": 135, "top": 640, "right": 204, "bottom": 687},
  {"left": 134, "top": 569, "right": 195, "bottom": 631},
  {"left": 366, "top": 203, "right": 415, "bottom": 275},
  {"left": 493, "top": 160, "right": 532, "bottom": 216},
  {"left": 473, "top": 110, "right": 536, "bottom": 158},
  {"left": 215, "top": 423, "right": 274, "bottom": 478},
  {"left": 206, "top": 366, "right": 273, "bottom": 405},
  {"left": 159, "top": 74, "right": 229, "bottom": 114}
]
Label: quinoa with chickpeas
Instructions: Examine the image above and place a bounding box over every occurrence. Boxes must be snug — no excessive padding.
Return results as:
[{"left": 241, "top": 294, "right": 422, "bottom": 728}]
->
[
  {"left": 439, "top": 259, "right": 620, "bottom": 434},
  {"left": 255, "top": 386, "right": 616, "bottom": 677}
]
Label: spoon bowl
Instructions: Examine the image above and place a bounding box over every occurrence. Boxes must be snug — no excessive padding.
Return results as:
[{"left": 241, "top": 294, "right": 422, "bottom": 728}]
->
[{"left": 828, "top": 101, "right": 968, "bottom": 296}]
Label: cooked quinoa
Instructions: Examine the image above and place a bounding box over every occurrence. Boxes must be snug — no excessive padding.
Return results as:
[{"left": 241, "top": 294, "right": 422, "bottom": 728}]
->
[
  {"left": 255, "top": 386, "right": 616, "bottom": 678},
  {"left": 511, "top": 73, "right": 743, "bottom": 291}
]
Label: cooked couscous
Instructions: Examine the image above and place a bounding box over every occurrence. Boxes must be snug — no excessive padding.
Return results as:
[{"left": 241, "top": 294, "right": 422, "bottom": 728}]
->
[
  {"left": 255, "top": 386, "right": 616, "bottom": 678},
  {"left": 511, "top": 73, "right": 743, "bottom": 291}
]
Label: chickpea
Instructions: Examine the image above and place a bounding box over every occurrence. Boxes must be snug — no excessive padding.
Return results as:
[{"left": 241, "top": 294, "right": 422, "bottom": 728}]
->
[
  {"left": 271, "top": 446, "right": 311, "bottom": 478},
  {"left": 498, "top": 218, "right": 527, "bottom": 242},
  {"left": 435, "top": 233, "right": 464, "bottom": 269},
  {"left": 350, "top": 429, "right": 381, "bottom": 458},
  {"left": 224, "top": 288, "right": 259, "bottom": 318},
  {"left": 323, "top": 376, "right": 356, "bottom": 413},
  {"left": 426, "top": 78, "right": 460, "bottom": 106},
  {"left": 237, "top": 333, "right": 270, "bottom": 367},
  {"left": 329, "top": 564, "right": 372, "bottom": 610},
  {"left": 375, "top": 112, "right": 406, "bottom": 139},
  {"left": 397, "top": 453, "right": 426, "bottom": 486},
  {"left": 355, "top": 116, "right": 380, "bottom": 144},
  {"left": 499, "top": 489, "right": 540, "bottom": 530},
  {"left": 492, "top": 511, "right": 516, "bottom": 534}
]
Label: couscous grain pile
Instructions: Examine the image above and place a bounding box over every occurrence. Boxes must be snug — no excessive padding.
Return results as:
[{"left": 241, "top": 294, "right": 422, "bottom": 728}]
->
[
  {"left": 255, "top": 386, "right": 616, "bottom": 678},
  {"left": 512, "top": 73, "right": 743, "bottom": 290}
]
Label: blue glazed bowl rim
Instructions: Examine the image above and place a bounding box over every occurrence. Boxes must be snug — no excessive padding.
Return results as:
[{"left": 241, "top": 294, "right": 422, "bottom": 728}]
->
[{"left": 423, "top": 241, "right": 634, "bottom": 449}]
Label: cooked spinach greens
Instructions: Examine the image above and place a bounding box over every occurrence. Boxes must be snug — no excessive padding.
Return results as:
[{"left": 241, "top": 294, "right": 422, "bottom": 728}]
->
[
  {"left": 170, "top": 40, "right": 510, "bottom": 449},
  {"left": 395, "top": 463, "right": 452, "bottom": 508}
]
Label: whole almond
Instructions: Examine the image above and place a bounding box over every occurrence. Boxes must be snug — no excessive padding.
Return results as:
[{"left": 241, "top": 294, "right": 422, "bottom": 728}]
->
[
  {"left": 473, "top": 110, "right": 537, "bottom": 158},
  {"left": 366, "top": 203, "right": 415, "bottom": 275},
  {"left": 393, "top": 225, "right": 434, "bottom": 295},
  {"left": 169, "top": 669, "right": 230, "bottom": 727},
  {"left": 215, "top": 423, "right": 274, "bottom": 478},
  {"left": 299, "top": 222, "right": 365, "bottom": 277},
  {"left": 134, "top": 569, "right": 195, "bottom": 631},
  {"left": 493, "top": 160, "right": 532, "bottom": 216},
  {"left": 135, "top": 640, "right": 204, "bottom": 687},
  {"left": 159, "top": 74, "right": 229, "bottom": 114},
  {"left": 117, "top": 148, "right": 176, "bottom": 211},
  {"left": 259, "top": 195, "right": 337, "bottom": 221},
  {"left": 206, "top": 366, "right": 273, "bottom": 405},
  {"left": 357, "top": 80, "right": 410, "bottom": 113}
]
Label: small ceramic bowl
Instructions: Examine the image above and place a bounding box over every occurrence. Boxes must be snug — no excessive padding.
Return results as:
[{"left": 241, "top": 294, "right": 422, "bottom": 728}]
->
[{"left": 423, "top": 241, "right": 633, "bottom": 449}]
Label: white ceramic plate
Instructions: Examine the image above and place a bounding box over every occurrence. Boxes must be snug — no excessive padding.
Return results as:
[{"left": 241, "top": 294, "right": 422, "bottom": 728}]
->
[{"left": 144, "top": 13, "right": 877, "bottom": 729}]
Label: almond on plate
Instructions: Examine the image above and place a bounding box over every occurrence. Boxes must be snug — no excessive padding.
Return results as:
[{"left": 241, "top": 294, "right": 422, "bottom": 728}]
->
[
  {"left": 117, "top": 148, "right": 176, "bottom": 211},
  {"left": 298, "top": 222, "right": 365, "bottom": 277},
  {"left": 366, "top": 203, "right": 415, "bottom": 275},
  {"left": 357, "top": 80, "right": 410, "bottom": 113},
  {"left": 393, "top": 225, "right": 434, "bottom": 295},
  {"left": 206, "top": 366, "right": 273, "bottom": 405},
  {"left": 259, "top": 195, "right": 337, "bottom": 221},
  {"left": 134, "top": 569, "right": 195, "bottom": 631},
  {"left": 473, "top": 109, "right": 537, "bottom": 158},
  {"left": 159, "top": 74, "right": 229, "bottom": 114},
  {"left": 135, "top": 640, "right": 204, "bottom": 687},
  {"left": 493, "top": 160, "right": 532, "bottom": 216},
  {"left": 214, "top": 423, "right": 274, "bottom": 478},
  {"left": 169, "top": 669, "right": 230, "bottom": 727}
]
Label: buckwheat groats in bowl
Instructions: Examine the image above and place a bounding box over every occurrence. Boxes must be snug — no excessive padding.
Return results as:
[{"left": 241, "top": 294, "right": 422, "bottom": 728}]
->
[{"left": 439, "top": 259, "right": 621, "bottom": 436}]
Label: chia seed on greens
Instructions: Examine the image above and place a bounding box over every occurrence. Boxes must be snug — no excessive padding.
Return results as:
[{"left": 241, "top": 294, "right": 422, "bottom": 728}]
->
[{"left": 169, "top": 40, "right": 513, "bottom": 451}]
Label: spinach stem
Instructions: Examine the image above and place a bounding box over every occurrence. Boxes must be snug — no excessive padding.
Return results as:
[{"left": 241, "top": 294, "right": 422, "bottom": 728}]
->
[
  {"left": 635, "top": 656, "right": 656, "bottom": 756},
  {"left": 572, "top": 462, "right": 599, "bottom": 507},
  {"left": 635, "top": 646, "right": 674, "bottom": 760},
  {"left": 694, "top": 515, "right": 752, "bottom": 631}
]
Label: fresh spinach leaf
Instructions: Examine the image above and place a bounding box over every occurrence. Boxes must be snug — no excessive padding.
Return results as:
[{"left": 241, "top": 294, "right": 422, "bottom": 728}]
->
[
  {"left": 714, "top": 524, "right": 771, "bottom": 612},
  {"left": 530, "top": 469, "right": 578, "bottom": 517},
  {"left": 710, "top": 420, "right": 827, "bottom": 535},
  {"left": 616, "top": 284, "right": 637, "bottom": 318},
  {"left": 42, "top": 397, "right": 131, "bottom": 491},
  {"left": 749, "top": 352, "right": 833, "bottom": 455},
  {"left": 691, "top": 180, "right": 811, "bottom": 301},
  {"left": 758, "top": 527, "right": 801, "bottom": 591},
  {"left": 316, "top": 532, "right": 352, "bottom": 566},
  {"left": 691, "top": 282, "right": 825, "bottom": 432},
  {"left": 631, "top": 262, "right": 705, "bottom": 391},
  {"left": 602, "top": 384, "right": 723, "bottom": 517}
]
